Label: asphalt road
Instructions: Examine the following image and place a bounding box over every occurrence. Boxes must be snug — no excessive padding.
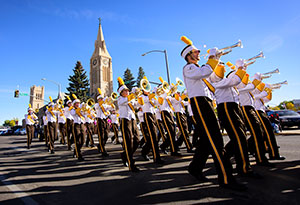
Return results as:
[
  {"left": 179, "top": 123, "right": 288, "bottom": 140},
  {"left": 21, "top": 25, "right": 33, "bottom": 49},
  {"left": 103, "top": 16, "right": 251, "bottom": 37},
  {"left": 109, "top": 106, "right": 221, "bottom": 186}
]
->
[{"left": 0, "top": 132, "right": 299, "bottom": 205}]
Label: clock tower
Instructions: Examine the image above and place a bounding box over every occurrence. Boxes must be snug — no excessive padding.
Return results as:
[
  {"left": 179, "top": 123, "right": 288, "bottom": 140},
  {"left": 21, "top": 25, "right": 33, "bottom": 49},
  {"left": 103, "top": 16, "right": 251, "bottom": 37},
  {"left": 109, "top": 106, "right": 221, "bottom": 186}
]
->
[{"left": 90, "top": 19, "right": 113, "bottom": 98}]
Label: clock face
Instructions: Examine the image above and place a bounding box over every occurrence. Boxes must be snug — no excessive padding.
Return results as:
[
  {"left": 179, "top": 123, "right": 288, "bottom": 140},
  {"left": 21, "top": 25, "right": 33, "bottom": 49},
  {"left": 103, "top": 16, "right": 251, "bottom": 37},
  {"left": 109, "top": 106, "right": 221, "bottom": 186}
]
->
[
  {"left": 102, "top": 58, "right": 109, "bottom": 66},
  {"left": 92, "top": 59, "right": 97, "bottom": 66}
]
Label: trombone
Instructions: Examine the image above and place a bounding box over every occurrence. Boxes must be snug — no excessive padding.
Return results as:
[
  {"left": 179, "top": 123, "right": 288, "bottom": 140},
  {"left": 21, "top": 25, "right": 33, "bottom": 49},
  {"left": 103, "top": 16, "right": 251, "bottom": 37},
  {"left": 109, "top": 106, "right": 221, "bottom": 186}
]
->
[{"left": 270, "top": 80, "right": 288, "bottom": 89}]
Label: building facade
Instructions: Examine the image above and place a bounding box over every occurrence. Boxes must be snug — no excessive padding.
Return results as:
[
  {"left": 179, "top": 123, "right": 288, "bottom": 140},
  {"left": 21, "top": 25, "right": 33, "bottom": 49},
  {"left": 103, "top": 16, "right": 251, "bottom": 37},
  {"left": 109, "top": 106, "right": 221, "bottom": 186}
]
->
[
  {"left": 29, "top": 85, "right": 44, "bottom": 110},
  {"left": 90, "top": 21, "right": 113, "bottom": 99}
]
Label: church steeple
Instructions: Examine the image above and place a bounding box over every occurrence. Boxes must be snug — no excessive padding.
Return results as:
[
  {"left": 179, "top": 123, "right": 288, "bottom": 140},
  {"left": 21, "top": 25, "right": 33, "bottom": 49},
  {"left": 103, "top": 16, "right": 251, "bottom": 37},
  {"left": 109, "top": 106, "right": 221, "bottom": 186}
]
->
[
  {"left": 90, "top": 18, "right": 113, "bottom": 99},
  {"left": 93, "top": 18, "right": 111, "bottom": 58}
]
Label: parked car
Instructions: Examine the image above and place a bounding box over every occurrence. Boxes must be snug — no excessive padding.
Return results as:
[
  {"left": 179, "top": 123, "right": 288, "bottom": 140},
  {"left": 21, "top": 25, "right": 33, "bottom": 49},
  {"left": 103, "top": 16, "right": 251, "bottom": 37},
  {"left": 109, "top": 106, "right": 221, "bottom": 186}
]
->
[
  {"left": 20, "top": 128, "right": 26, "bottom": 135},
  {"left": 274, "top": 110, "right": 300, "bottom": 129},
  {"left": 14, "top": 128, "right": 21, "bottom": 135}
]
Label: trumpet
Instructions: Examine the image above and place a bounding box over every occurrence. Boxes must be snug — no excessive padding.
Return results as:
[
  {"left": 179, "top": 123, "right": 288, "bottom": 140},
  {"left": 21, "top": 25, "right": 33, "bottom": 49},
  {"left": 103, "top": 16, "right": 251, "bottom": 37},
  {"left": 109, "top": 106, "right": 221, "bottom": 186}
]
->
[
  {"left": 140, "top": 78, "right": 151, "bottom": 92},
  {"left": 215, "top": 40, "right": 243, "bottom": 57},
  {"left": 270, "top": 80, "right": 288, "bottom": 89},
  {"left": 261, "top": 68, "right": 280, "bottom": 79}
]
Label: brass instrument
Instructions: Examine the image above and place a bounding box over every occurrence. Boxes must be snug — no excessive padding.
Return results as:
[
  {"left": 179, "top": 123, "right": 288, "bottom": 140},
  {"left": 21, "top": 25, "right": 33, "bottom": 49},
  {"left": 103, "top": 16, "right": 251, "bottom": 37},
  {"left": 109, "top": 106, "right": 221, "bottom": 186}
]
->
[
  {"left": 217, "top": 40, "right": 243, "bottom": 56},
  {"left": 87, "top": 98, "right": 95, "bottom": 107},
  {"left": 168, "top": 77, "right": 184, "bottom": 95},
  {"left": 245, "top": 51, "right": 265, "bottom": 66},
  {"left": 58, "top": 99, "right": 64, "bottom": 107},
  {"left": 140, "top": 78, "right": 151, "bottom": 92},
  {"left": 270, "top": 80, "right": 288, "bottom": 90},
  {"left": 261, "top": 68, "right": 280, "bottom": 79},
  {"left": 111, "top": 92, "right": 118, "bottom": 101},
  {"left": 155, "top": 87, "right": 165, "bottom": 96},
  {"left": 133, "top": 87, "right": 143, "bottom": 98}
]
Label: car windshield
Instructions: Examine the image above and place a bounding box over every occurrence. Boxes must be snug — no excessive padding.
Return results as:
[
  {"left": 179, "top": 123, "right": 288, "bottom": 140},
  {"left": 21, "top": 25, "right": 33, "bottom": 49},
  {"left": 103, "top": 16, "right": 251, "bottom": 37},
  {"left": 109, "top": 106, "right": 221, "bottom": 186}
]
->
[{"left": 277, "top": 110, "right": 300, "bottom": 116}]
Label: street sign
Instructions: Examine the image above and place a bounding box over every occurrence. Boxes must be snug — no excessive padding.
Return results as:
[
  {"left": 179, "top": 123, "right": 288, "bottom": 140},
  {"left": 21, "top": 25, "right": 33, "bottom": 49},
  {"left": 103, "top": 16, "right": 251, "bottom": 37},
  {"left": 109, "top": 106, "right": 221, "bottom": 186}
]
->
[{"left": 19, "top": 93, "right": 29, "bottom": 96}]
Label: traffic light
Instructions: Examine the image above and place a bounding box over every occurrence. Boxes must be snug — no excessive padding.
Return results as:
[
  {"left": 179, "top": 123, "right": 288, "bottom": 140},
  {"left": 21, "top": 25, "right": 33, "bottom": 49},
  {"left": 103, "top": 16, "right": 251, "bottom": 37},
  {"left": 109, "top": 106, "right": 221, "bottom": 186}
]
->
[{"left": 14, "top": 90, "right": 19, "bottom": 98}]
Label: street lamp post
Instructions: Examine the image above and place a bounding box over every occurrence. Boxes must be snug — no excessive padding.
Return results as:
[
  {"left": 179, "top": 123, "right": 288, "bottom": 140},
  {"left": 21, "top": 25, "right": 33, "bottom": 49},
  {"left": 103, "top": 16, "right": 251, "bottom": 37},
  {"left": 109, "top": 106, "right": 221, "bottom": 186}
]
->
[
  {"left": 41, "top": 78, "right": 61, "bottom": 99},
  {"left": 141, "top": 49, "right": 171, "bottom": 85}
]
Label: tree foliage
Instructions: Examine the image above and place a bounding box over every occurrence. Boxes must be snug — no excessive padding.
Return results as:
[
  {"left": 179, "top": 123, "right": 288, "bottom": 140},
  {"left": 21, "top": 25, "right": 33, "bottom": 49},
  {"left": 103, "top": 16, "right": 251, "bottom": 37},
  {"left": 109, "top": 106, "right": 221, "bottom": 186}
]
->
[
  {"left": 66, "top": 61, "right": 90, "bottom": 102},
  {"left": 136, "top": 66, "right": 145, "bottom": 87},
  {"left": 123, "top": 68, "right": 135, "bottom": 91}
]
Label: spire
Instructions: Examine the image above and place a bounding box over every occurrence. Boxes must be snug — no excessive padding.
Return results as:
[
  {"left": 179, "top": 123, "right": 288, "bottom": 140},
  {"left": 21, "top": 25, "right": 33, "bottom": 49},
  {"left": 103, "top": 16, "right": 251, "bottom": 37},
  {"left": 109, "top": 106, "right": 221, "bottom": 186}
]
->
[{"left": 93, "top": 18, "right": 111, "bottom": 58}]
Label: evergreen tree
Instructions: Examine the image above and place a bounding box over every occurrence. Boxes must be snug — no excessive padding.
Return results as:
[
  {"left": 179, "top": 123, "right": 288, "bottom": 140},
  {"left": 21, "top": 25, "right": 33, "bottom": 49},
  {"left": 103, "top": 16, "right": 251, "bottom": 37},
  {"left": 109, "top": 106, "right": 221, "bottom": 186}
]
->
[
  {"left": 136, "top": 66, "right": 145, "bottom": 87},
  {"left": 66, "top": 61, "right": 90, "bottom": 102},
  {"left": 123, "top": 68, "right": 136, "bottom": 90}
]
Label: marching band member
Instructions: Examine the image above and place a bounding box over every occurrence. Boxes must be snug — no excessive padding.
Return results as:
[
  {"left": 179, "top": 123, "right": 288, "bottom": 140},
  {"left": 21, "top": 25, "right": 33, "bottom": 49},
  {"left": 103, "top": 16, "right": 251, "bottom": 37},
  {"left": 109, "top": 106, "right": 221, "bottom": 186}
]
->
[
  {"left": 94, "top": 89, "right": 110, "bottom": 157},
  {"left": 158, "top": 80, "right": 180, "bottom": 156},
  {"left": 42, "top": 111, "right": 48, "bottom": 147},
  {"left": 58, "top": 103, "right": 67, "bottom": 145},
  {"left": 187, "top": 101, "right": 200, "bottom": 148},
  {"left": 252, "top": 75, "right": 285, "bottom": 160},
  {"left": 25, "top": 105, "right": 38, "bottom": 149},
  {"left": 130, "top": 87, "right": 141, "bottom": 154},
  {"left": 117, "top": 77, "right": 140, "bottom": 172},
  {"left": 84, "top": 104, "right": 95, "bottom": 147},
  {"left": 181, "top": 36, "right": 246, "bottom": 190},
  {"left": 173, "top": 91, "right": 193, "bottom": 153},
  {"left": 212, "top": 59, "right": 257, "bottom": 177},
  {"left": 65, "top": 98, "right": 74, "bottom": 150},
  {"left": 110, "top": 110, "right": 120, "bottom": 144},
  {"left": 138, "top": 77, "right": 164, "bottom": 164},
  {"left": 154, "top": 104, "right": 167, "bottom": 148},
  {"left": 70, "top": 96, "right": 85, "bottom": 161},
  {"left": 137, "top": 107, "right": 147, "bottom": 147},
  {"left": 45, "top": 98, "right": 58, "bottom": 154},
  {"left": 237, "top": 73, "right": 271, "bottom": 165}
]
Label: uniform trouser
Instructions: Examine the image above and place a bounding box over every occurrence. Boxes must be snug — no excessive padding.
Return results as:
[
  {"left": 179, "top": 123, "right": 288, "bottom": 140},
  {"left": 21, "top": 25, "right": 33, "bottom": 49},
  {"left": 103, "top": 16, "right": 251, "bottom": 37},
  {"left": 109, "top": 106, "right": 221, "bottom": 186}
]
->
[
  {"left": 190, "top": 116, "right": 200, "bottom": 147},
  {"left": 189, "top": 96, "right": 234, "bottom": 185},
  {"left": 156, "top": 119, "right": 167, "bottom": 143},
  {"left": 256, "top": 110, "right": 280, "bottom": 158},
  {"left": 47, "top": 122, "right": 56, "bottom": 151},
  {"left": 73, "top": 123, "right": 85, "bottom": 158},
  {"left": 66, "top": 119, "right": 73, "bottom": 148},
  {"left": 120, "top": 118, "right": 136, "bottom": 170},
  {"left": 85, "top": 122, "right": 95, "bottom": 146},
  {"left": 103, "top": 119, "right": 109, "bottom": 144},
  {"left": 58, "top": 122, "right": 66, "bottom": 144},
  {"left": 142, "top": 113, "right": 161, "bottom": 162},
  {"left": 111, "top": 123, "right": 119, "bottom": 143},
  {"left": 175, "top": 112, "right": 192, "bottom": 151},
  {"left": 43, "top": 125, "right": 48, "bottom": 146},
  {"left": 161, "top": 110, "right": 178, "bottom": 153},
  {"left": 26, "top": 125, "right": 34, "bottom": 148},
  {"left": 96, "top": 118, "right": 107, "bottom": 153},
  {"left": 139, "top": 122, "right": 148, "bottom": 147},
  {"left": 241, "top": 106, "right": 268, "bottom": 163},
  {"left": 217, "top": 102, "right": 251, "bottom": 174},
  {"left": 131, "top": 119, "right": 140, "bottom": 153}
]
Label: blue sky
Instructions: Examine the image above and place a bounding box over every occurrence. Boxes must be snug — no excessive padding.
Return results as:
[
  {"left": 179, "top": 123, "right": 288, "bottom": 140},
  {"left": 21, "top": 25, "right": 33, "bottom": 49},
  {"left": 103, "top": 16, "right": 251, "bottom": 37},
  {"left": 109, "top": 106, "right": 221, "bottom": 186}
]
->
[{"left": 1, "top": 0, "right": 300, "bottom": 124}]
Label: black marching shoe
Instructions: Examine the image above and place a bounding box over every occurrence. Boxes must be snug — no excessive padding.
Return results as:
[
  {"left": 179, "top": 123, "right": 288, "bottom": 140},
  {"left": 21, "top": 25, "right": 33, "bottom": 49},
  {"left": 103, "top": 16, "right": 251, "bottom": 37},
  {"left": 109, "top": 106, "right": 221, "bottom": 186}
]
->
[
  {"left": 257, "top": 161, "right": 275, "bottom": 168},
  {"left": 219, "top": 181, "right": 248, "bottom": 191},
  {"left": 269, "top": 155, "right": 285, "bottom": 160},
  {"left": 171, "top": 152, "right": 182, "bottom": 157},
  {"left": 121, "top": 153, "right": 128, "bottom": 167},
  {"left": 102, "top": 152, "right": 109, "bottom": 157},
  {"left": 188, "top": 166, "right": 209, "bottom": 182},
  {"left": 187, "top": 149, "right": 195, "bottom": 153},
  {"left": 131, "top": 166, "right": 140, "bottom": 172},
  {"left": 78, "top": 156, "right": 84, "bottom": 161},
  {"left": 239, "top": 171, "right": 263, "bottom": 179},
  {"left": 50, "top": 150, "right": 55, "bottom": 154},
  {"left": 154, "top": 159, "right": 165, "bottom": 165},
  {"left": 142, "top": 154, "right": 151, "bottom": 161}
]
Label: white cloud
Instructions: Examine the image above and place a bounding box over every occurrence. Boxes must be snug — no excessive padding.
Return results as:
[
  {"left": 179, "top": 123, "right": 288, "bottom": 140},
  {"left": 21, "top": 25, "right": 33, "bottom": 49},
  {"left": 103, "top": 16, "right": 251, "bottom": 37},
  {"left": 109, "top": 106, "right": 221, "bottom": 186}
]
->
[{"left": 261, "top": 34, "right": 284, "bottom": 52}]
